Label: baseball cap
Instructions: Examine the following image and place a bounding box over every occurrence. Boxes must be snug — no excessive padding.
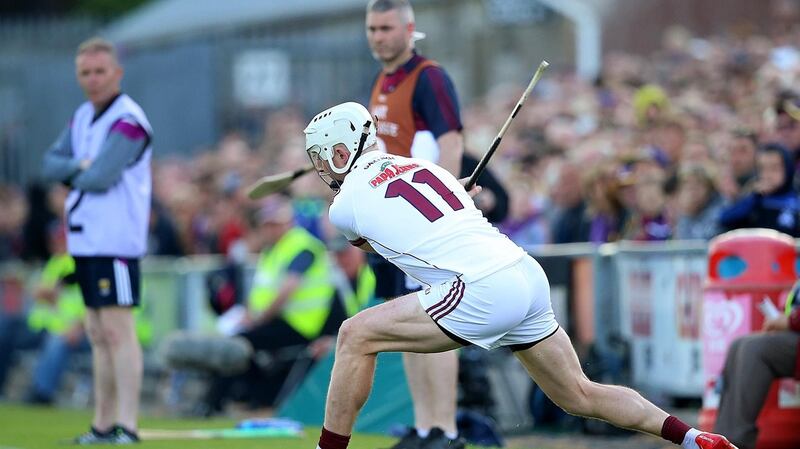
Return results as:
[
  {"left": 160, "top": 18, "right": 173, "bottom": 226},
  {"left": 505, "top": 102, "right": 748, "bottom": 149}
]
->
[{"left": 784, "top": 98, "right": 800, "bottom": 122}]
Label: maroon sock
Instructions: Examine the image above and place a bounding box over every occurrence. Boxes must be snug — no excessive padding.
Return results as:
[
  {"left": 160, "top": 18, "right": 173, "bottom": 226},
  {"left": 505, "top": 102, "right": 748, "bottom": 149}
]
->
[
  {"left": 661, "top": 415, "right": 691, "bottom": 445},
  {"left": 318, "top": 427, "right": 351, "bottom": 449}
]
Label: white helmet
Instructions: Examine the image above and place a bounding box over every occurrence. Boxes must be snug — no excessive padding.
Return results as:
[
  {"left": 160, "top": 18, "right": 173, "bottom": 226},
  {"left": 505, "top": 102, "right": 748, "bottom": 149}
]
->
[{"left": 304, "top": 102, "right": 377, "bottom": 178}]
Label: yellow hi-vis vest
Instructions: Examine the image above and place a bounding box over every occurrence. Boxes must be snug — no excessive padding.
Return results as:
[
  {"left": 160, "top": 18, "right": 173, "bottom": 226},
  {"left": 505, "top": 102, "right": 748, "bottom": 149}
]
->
[
  {"left": 786, "top": 279, "right": 800, "bottom": 316},
  {"left": 344, "top": 266, "right": 376, "bottom": 317},
  {"left": 28, "top": 254, "right": 85, "bottom": 335},
  {"left": 134, "top": 288, "right": 153, "bottom": 348},
  {"left": 249, "top": 227, "right": 334, "bottom": 340}
]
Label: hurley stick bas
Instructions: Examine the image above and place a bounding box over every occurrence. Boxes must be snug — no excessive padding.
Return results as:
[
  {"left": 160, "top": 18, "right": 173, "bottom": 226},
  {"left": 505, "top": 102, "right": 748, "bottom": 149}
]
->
[{"left": 464, "top": 60, "right": 550, "bottom": 191}]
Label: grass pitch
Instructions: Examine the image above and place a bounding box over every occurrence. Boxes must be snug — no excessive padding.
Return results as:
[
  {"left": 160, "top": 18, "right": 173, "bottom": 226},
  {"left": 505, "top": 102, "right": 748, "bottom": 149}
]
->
[{"left": 0, "top": 404, "right": 396, "bottom": 449}]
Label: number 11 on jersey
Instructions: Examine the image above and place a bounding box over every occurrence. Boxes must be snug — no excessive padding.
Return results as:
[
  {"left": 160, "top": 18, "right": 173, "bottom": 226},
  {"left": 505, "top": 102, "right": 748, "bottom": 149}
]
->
[{"left": 384, "top": 168, "right": 464, "bottom": 222}]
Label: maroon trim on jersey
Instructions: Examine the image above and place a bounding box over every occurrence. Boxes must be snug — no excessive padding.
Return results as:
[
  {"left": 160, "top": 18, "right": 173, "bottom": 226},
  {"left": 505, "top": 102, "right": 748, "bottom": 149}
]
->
[
  {"left": 428, "top": 279, "right": 465, "bottom": 322},
  {"left": 426, "top": 279, "right": 460, "bottom": 314},
  {"left": 413, "top": 113, "right": 429, "bottom": 133},
  {"left": 423, "top": 66, "right": 461, "bottom": 132},
  {"left": 378, "top": 53, "right": 426, "bottom": 94},
  {"left": 110, "top": 118, "right": 148, "bottom": 141},
  {"left": 432, "top": 281, "right": 465, "bottom": 322},
  {"left": 349, "top": 237, "right": 367, "bottom": 247}
]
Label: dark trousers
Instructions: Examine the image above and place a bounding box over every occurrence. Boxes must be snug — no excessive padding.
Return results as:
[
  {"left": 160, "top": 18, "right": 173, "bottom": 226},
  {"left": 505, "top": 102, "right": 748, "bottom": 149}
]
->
[
  {"left": 205, "top": 318, "right": 310, "bottom": 411},
  {"left": 714, "top": 331, "right": 799, "bottom": 449},
  {"left": 0, "top": 315, "right": 42, "bottom": 393},
  {"left": 0, "top": 314, "right": 89, "bottom": 401}
]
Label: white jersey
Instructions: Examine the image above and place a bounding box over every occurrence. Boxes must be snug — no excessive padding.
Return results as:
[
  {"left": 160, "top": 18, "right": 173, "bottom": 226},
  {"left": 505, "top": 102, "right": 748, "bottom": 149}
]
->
[
  {"left": 66, "top": 94, "right": 152, "bottom": 258},
  {"left": 329, "top": 151, "right": 525, "bottom": 288}
]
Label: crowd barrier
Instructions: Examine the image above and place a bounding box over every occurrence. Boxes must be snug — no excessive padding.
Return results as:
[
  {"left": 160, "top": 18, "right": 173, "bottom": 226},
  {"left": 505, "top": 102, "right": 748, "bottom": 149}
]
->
[
  {"left": 526, "top": 240, "right": 707, "bottom": 398},
  {"left": 597, "top": 241, "right": 708, "bottom": 398},
  {"left": 0, "top": 240, "right": 788, "bottom": 401}
]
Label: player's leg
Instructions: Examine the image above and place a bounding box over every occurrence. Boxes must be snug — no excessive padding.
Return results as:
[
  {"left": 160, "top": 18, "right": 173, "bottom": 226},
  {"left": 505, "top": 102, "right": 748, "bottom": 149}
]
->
[
  {"left": 402, "top": 351, "right": 458, "bottom": 436},
  {"left": 99, "top": 306, "right": 142, "bottom": 433},
  {"left": 84, "top": 308, "right": 117, "bottom": 431},
  {"left": 319, "top": 292, "right": 461, "bottom": 448},
  {"left": 514, "top": 327, "right": 737, "bottom": 448},
  {"left": 402, "top": 352, "right": 434, "bottom": 429},
  {"left": 370, "top": 261, "right": 460, "bottom": 448},
  {"left": 515, "top": 328, "right": 667, "bottom": 432},
  {"left": 401, "top": 268, "right": 458, "bottom": 442},
  {"left": 404, "top": 268, "right": 458, "bottom": 440},
  {"left": 72, "top": 257, "right": 119, "bottom": 443}
]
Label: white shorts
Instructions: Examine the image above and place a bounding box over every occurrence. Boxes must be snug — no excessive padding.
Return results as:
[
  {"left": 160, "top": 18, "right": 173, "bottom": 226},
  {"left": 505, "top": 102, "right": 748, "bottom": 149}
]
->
[{"left": 417, "top": 254, "right": 559, "bottom": 350}]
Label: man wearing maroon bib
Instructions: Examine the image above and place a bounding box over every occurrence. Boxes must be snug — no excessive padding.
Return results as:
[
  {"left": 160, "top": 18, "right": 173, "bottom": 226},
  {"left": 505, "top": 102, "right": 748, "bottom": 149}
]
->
[{"left": 365, "top": 1, "right": 465, "bottom": 448}]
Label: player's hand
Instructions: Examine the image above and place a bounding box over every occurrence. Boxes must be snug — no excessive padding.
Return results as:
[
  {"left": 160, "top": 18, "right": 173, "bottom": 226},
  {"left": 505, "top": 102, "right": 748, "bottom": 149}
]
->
[
  {"left": 64, "top": 325, "right": 84, "bottom": 347},
  {"left": 79, "top": 159, "right": 92, "bottom": 170},
  {"left": 34, "top": 286, "right": 59, "bottom": 304},
  {"left": 473, "top": 188, "right": 496, "bottom": 213},
  {"left": 458, "top": 177, "right": 482, "bottom": 198},
  {"left": 762, "top": 315, "right": 789, "bottom": 332}
]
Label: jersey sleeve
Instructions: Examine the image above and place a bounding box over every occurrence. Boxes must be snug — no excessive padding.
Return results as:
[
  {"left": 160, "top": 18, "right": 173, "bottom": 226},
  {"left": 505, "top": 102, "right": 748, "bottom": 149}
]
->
[
  {"left": 413, "top": 65, "right": 463, "bottom": 138},
  {"left": 329, "top": 194, "right": 362, "bottom": 243},
  {"left": 71, "top": 117, "right": 149, "bottom": 192},
  {"left": 41, "top": 123, "right": 81, "bottom": 184}
]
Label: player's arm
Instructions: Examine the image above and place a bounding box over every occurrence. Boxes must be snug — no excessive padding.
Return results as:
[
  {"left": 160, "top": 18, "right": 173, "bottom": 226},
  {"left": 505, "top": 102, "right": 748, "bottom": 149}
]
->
[
  {"left": 330, "top": 193, "right": 376, "bottom": 251},
  {"left": 458, "top": 177, "right": 483, "bottom": 198},
  {"left": 41, "top": 124, "right": 82, "bottom": 184},
  {"left": 71, "top": 117, "right": 149, "bottom": 192},
  {"left": 436, "top": 131, "right": 463, "bottom": 176},
  {"left": 415, "top": 66, "right": 464, "bottom": 176},
  {"left": 460, "top": 153, "right": 509, "bottom": 223}
]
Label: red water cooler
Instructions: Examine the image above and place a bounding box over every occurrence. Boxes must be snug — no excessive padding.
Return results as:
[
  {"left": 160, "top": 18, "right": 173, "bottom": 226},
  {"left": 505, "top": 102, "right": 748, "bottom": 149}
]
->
[{"left": 699, "top": 229, "right": 800, "bottom": 449}]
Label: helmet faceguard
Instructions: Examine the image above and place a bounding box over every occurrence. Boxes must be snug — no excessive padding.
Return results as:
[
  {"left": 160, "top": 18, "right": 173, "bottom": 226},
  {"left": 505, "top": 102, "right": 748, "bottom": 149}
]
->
[{"left": 304, "top": 102, "right": 377, "bottom": 189}]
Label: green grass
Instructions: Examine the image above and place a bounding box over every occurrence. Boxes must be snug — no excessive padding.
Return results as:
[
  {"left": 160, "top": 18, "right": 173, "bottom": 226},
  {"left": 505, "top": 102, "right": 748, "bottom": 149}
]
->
[{"left": 0, "top": 404, "right": 395, "bottom": 449}]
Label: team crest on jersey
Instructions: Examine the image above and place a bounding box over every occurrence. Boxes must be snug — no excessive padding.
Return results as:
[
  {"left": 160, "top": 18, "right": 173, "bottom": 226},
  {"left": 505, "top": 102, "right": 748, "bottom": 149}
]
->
[
  {"left": 98, "top": 278, "right": 111, "bottom": 297},
  {"left": 369, "top": 161, "right": 420, "bottom": 188}
]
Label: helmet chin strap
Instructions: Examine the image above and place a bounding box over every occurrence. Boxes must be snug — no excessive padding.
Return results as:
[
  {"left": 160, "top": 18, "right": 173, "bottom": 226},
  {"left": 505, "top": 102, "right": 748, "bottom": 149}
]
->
[{"left": 349, "top": 120, "right": 372, "bottom": 167}]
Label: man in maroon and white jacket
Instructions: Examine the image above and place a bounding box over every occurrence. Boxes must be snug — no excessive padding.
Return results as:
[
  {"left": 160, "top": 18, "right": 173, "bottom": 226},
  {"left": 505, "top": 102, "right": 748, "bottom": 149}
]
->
[{"left": 714, "top": 292, "right": 800, "bottom": 449}]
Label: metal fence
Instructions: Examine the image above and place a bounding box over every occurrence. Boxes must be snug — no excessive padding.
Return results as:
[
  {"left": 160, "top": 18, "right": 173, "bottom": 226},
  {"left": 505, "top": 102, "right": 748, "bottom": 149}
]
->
[
  {"left": 0, "top": 18, "right": 377, "bottom": 187},
  {"left": 0, "top": 17, "right": 99, "bottom": 186},
  {"left": 0, "top": 240, "right": 723, "bottom": 400},
  {"left": 0, "top": 3, "right": 573, "bottom": 187},
  {"left": 599, "top": 241, "right": 708, "bottom": 398}
]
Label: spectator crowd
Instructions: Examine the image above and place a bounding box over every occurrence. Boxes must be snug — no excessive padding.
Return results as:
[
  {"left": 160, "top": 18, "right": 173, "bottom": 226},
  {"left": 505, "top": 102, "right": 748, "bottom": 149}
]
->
[
  {"left": 1, "top": 18, "right": 800, "bottom": 421},
  {"left": 2, "top": 24, "right": 800, "bottom": 263}
]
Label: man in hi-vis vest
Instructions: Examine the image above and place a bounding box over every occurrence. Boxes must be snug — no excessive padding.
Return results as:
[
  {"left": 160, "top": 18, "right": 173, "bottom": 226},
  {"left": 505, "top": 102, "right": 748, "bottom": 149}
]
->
[
  {"left": 41, "top": 37, "right": 151, "bottom": 445},
  {"left": 366, "top": 1, "right": 465, "bottom": 448},
  {"left": 204, "top": 194, "right": 334, "bottom": 413}
]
